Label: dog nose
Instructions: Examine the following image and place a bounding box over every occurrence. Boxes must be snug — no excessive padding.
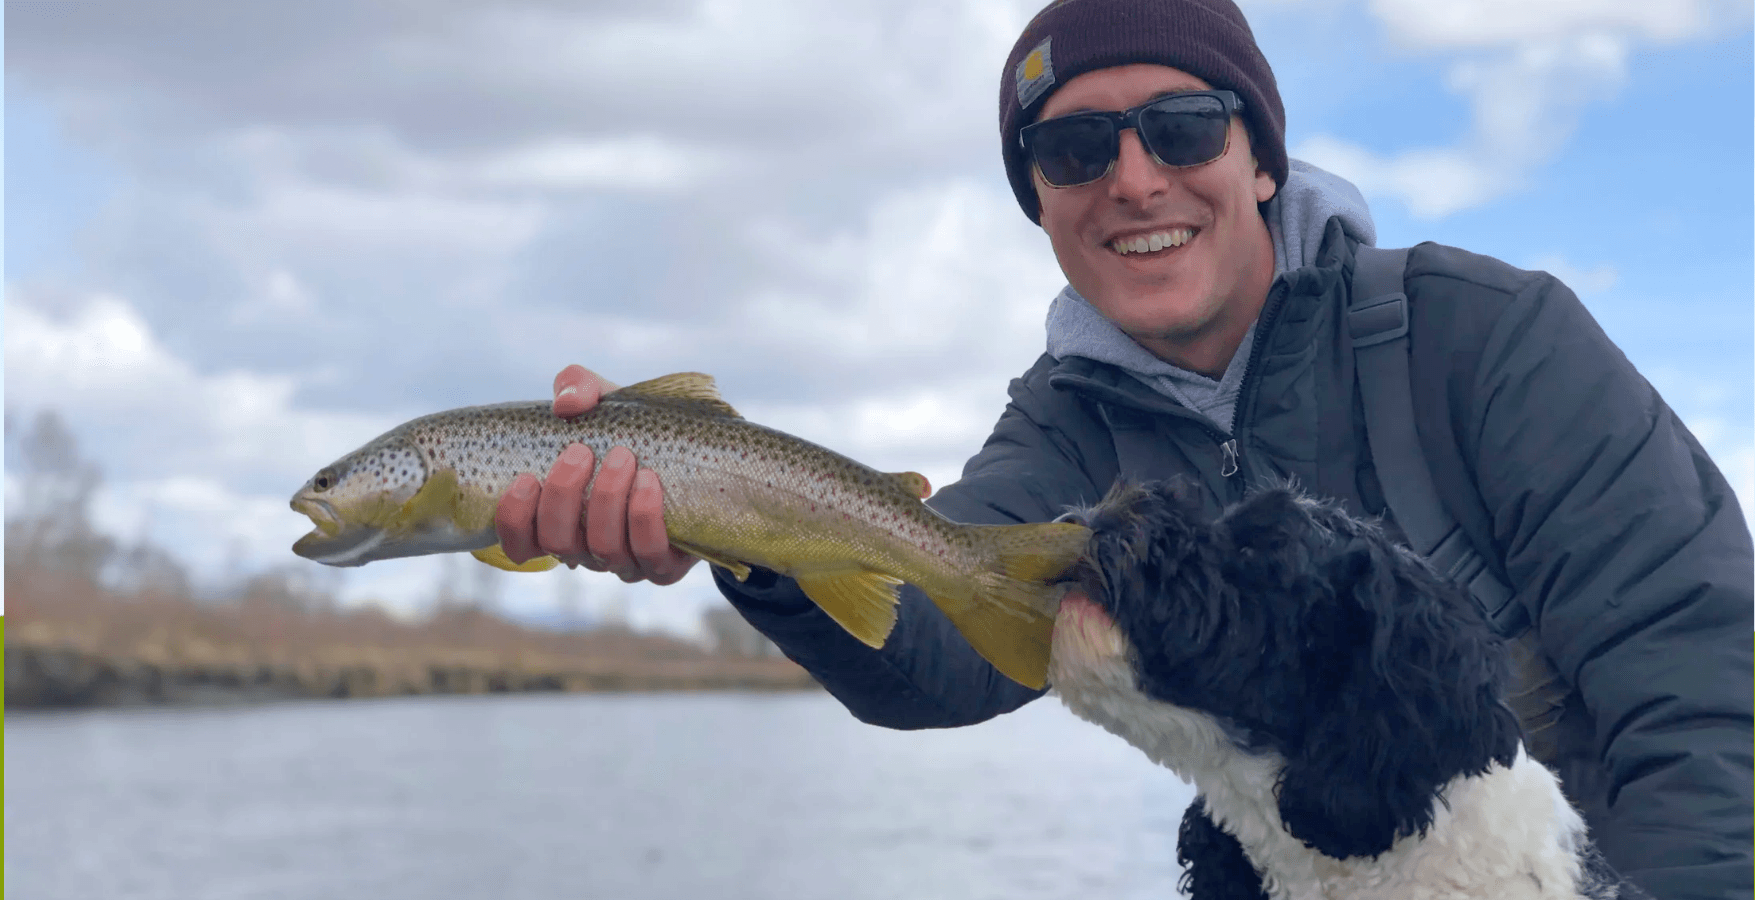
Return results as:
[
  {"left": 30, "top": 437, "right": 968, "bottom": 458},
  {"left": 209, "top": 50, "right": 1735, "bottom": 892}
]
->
[{"left": 1053, "top": 510, "right": 1089, "bottom": 527}]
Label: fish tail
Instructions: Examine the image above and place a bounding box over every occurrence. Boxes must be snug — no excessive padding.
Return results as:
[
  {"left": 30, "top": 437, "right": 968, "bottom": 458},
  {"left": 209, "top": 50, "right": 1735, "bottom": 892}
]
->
[{"left": 933, "top": 521, "right": 1091, "bottom": 691}]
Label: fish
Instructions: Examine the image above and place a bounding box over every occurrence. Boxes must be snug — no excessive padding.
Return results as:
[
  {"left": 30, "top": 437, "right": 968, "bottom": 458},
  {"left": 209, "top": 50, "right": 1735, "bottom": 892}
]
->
[{"left": 289, "top": 372, "right": 1091, "bottom": 688}]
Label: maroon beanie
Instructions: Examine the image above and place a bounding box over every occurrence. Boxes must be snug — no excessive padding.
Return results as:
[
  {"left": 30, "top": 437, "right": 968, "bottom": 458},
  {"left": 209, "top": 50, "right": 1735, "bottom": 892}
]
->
[{"left": 999, "top": 0, "right": 1287, "bottom": 223}]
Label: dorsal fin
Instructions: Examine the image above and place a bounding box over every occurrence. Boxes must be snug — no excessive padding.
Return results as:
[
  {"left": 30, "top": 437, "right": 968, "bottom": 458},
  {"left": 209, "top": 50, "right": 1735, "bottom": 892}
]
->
[
  {"left": 607, "top": 372, "right": 741, "bottom": 418},
  {"left": 888, "top": 471, "right": 932, "bottom": 499}
]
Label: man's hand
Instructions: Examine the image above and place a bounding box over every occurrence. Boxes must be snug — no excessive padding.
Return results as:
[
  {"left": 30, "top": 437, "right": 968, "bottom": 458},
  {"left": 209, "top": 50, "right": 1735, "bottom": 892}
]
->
[{"left": 493, "top": 364, "right": 700, "bottom": 585}]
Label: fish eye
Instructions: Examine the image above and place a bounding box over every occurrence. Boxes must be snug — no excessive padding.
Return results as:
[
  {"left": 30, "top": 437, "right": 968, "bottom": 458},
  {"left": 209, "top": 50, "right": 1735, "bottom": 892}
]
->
[{"left": 313, "top": 468, "right": 338, "bottom": 492}]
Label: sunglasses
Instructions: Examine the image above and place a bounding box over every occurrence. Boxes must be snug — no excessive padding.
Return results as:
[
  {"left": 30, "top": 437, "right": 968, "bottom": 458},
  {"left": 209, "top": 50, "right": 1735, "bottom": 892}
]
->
[{"left": 1020, "top": 90, "right": 1245, "bottom": 188}]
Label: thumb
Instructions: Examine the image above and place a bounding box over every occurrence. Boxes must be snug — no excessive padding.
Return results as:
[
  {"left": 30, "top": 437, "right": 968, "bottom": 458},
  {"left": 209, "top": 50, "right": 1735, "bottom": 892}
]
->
[{"left": 553, "top": 365, "right": 617, "bottom": 418}]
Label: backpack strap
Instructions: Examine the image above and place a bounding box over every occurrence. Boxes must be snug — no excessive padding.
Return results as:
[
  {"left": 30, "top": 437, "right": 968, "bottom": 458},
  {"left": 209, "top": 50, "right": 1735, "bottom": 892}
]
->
[{"left": 1349, "top": 245, "right": 1529, "bottom": 638}]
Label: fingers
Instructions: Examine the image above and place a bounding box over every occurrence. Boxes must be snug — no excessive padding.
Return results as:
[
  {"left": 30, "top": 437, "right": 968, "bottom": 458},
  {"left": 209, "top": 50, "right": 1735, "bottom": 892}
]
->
[
  {"left": 627, "top": 468, "right": 699, "bottom": 586},
  {"left": 581, "top": 449, "right": 699, "bottom": 584},
  {"left": 498, "top": 420, "right": 698, "bottom": 584},
  {"left": 536, "top": 443, "right": 596, "bottom": 560},
  {"left": 495, "top": 474, "right": 543, "bottom": 564},
  {"left": 585, "top": 446, "right": 639, "bottom": 575},
  {"left": 552, "top": 365, "right": 617, "bottom": 420}
]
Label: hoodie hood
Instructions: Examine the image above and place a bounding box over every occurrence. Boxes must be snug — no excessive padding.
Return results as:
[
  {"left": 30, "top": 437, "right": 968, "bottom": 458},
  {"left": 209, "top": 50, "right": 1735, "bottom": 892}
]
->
[{"left": 1044, "top": 158, "right": 1375, "bottom": 433}]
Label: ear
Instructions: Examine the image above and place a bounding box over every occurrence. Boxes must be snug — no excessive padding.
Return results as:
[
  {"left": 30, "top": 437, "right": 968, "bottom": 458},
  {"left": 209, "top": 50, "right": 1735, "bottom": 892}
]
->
[
  {"left": 1253, "top": 162, "right": 1276, "bottom": 203},
  {"left": 1177, "top": 798, "right": 1270, "bottom": 900},
  {"left": 1274, "top": 539, "right": 1521, "bottom": 859},
  {"left": 1220, "top": 488, "right": 1303, "bottom": 555}
]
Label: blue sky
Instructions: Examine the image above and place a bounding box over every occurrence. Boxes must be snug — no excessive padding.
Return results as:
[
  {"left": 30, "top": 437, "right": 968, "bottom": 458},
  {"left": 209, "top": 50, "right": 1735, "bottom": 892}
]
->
[{"left": 5, "top": 0, "right": 1751, "bottom": 631}]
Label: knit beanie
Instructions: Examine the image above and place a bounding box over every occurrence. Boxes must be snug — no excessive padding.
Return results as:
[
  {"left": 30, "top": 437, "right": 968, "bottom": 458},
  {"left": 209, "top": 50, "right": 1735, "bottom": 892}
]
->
[{"left": 999, "top": 0, "right": 1287, "bottom": 223}]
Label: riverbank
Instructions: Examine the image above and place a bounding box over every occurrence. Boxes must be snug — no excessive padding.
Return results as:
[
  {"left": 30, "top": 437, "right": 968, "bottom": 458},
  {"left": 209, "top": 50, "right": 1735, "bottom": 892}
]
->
[{"left": 5, "top": 570, "right": 818, "bottom": 708}]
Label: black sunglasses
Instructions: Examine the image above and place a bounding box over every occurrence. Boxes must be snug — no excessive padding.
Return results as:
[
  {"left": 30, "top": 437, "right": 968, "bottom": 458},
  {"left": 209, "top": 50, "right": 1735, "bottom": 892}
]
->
[{"left": 1020, "top": 90, "right": 1245, "bottom": 188}]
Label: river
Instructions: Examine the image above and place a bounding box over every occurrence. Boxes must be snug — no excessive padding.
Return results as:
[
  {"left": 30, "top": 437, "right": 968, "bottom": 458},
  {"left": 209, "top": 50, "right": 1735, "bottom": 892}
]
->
[{"left": 6, "top": 691, "right": 1196, "bottom": 899}]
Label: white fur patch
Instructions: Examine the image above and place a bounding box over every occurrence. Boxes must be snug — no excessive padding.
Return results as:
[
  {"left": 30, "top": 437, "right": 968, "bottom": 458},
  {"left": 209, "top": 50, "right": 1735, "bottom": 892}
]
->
[{"left": 1048, "top": 598, "right": 1607, "bottom": 900}]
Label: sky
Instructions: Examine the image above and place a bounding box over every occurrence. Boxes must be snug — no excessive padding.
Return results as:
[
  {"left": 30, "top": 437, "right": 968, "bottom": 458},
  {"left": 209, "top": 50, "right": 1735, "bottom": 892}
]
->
[{"left": 5, "top": 0, "right": 1751, "bottom": 636}]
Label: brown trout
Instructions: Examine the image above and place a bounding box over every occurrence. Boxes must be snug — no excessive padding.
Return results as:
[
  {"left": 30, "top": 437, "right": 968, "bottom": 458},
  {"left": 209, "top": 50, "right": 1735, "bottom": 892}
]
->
[{"left": 289, "top": 372, "right": 1090, "bottom": 688}]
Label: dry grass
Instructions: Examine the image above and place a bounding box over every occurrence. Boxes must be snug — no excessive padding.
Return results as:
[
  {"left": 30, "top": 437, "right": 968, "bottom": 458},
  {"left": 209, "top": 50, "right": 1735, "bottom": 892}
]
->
[{"left": 4, "top": 567, "right": 817, "bottom": 707}]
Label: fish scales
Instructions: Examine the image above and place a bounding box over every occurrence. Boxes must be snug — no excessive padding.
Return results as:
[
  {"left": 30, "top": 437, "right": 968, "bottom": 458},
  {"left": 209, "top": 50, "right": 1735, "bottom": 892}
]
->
[
  {"left": 394, "top": 399, "right": 981, "bottom": 585},
  {"left": 290, "top": 372, "right": 1090, "bottom": 688}
]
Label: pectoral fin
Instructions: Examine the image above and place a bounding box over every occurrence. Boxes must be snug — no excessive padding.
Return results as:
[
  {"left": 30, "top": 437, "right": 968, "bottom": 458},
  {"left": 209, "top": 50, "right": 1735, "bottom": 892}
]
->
[
  {"left": 389, "top": 469, "right": 462, "bottom": 530},
  {"left": 793, "top": 571, "right": 903, "bottom": 648},
  {"left": 670, "top": 539, "right": 752, "bottom": 582},
  {"left": 471, "top": 544, "right": 561, "bottom": 572}
]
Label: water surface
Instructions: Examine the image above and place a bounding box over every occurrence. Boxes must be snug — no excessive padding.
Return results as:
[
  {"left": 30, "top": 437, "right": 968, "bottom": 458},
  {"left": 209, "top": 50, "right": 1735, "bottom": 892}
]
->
[{"left": 7, "top": 691, "right": 1195, "bottom": 899}]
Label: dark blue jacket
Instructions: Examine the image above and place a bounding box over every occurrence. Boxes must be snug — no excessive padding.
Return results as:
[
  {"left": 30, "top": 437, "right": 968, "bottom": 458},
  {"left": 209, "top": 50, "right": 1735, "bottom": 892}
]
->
[{"left": 716, "top": 222, "right": 1754, "bottom": 900}]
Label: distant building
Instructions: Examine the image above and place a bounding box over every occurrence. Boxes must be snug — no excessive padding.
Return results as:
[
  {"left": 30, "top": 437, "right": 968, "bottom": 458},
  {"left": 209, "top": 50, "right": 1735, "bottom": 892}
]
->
[{"left": 701, "top": 603, "right": 781, "bottom": 658}]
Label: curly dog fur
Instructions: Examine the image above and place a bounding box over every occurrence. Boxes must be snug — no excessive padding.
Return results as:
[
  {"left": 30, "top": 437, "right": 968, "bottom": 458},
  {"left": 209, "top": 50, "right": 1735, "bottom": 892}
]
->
[{"left": 1047, "top": 480, "right": 1634, "bottom": 899}]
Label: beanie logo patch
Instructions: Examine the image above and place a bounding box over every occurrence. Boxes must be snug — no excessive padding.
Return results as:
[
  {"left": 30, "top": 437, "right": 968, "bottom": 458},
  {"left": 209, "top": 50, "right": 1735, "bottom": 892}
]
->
[{"left": 1015, "top": 37, "right": 1055, "bottom": 110}]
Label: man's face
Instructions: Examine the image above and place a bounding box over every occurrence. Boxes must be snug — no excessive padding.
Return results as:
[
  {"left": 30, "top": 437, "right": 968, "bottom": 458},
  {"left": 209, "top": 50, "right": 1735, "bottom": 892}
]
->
[{"left": 1033, "top": 64, "right": 1277, "bottom": 371}]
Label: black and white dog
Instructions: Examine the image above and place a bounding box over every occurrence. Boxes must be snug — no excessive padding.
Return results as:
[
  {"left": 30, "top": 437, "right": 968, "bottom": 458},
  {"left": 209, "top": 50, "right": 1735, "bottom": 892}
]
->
[{"left": 1048, "top": 481, "right": 1630, "bottom": 900}]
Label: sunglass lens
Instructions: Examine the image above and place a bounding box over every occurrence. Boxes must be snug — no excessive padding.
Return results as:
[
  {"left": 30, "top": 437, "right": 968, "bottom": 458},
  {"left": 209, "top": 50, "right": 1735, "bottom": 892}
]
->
[
  {"left": 1139, "top": 94, "right": 1230, "bottom": 166},
  {"left": 1028, "top": 117, "right": 1117, "bottom": 187}
]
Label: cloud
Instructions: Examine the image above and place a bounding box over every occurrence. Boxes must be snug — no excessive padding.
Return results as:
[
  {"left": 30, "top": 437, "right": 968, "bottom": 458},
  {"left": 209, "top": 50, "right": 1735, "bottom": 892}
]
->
[
  {"left": 2, "top": 287, "right": 410, "bottom": 582},
  {"left": 1525, "top": 254, "right": 1619, "bottom": 298},
  {"left": 6, "top": 0, "right": 1032, "bottom": 177},
  {"left": 1643, "top": 363, "right": 1755, "bottom": 517},
  {"left": 741, "top": 179, "right": 1062, "bottom": 369},
  {"left": 4, "top": 289, "right": 400, "bottom": 479},
  {"left": 7, "top": 0, "right": 1743, "bottom": 633},
  {"left": 5, "top": 0, "right": 1054, "bottom": 416},
  {"left": 0, "top": 283, "right": 731, "bottom": 631},
  {"left": 1298, "top": 0, "right": 1752, "bottom": 217},
  {"left": 1367, "top": 0, "right": 1749, "bottom": 48},
  {"left": 1677, "top": 414, "right": 1755, "bottom": 521},
  {"left": 474, "top": 137, "right": 723, "bottom": 193}
]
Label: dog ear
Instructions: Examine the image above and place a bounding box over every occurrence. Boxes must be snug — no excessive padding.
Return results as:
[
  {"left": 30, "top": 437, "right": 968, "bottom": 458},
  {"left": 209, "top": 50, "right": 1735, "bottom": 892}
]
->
[{"left": 1274, "top": 538, "right": 1521, "bottom": 859}]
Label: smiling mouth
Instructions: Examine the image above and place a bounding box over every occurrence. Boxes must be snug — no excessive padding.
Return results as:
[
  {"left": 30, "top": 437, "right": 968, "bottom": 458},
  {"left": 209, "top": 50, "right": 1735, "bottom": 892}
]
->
[{"left": 1109, "top": 227, "right": 1197, "bottom": 256}]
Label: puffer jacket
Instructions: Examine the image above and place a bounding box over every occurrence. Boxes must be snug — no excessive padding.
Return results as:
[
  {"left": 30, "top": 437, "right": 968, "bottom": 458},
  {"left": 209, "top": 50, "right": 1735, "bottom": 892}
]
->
[{"left": 716, "top": 219, "right": 1755, "bottom": 900}]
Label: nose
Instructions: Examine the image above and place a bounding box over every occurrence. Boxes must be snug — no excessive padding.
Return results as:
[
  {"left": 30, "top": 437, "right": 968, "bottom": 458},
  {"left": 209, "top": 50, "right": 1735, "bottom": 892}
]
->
[
  {"left": 1107, "top": 129, "right": 1170, "bottom": 205},
  {"left": 1053, "top": 509, "right": 1089, "bottom": 527}
]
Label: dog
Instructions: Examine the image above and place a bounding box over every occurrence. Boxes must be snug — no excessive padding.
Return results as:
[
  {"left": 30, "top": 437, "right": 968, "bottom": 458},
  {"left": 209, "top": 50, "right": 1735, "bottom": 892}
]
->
[{"left": 1047, "top": 480, "right": 1634, "bottom": 900}]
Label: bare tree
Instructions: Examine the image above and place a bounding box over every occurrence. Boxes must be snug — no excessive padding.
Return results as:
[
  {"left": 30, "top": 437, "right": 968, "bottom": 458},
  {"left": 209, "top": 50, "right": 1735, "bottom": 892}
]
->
[
  {"left": 4, "top": 409, "right": 116, "bottom": 581},
  {"left": 109, "top": 541, "right": 194, "bottom": 598},
  {"left": 241, "top": 563, "right": 339, "bottom": 613}
]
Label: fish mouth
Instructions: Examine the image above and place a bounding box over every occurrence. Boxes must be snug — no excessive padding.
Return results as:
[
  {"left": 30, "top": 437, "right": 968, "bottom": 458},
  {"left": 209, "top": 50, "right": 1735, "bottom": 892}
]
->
[
  {"left": 292, "top": 525, "right": 389, "bottom": 568},
  {"left": 291, "top": 495, "right": 388, "bottom": 567},
  {"left": 291, "top": 495, "right": 343, "bottom": 537}
]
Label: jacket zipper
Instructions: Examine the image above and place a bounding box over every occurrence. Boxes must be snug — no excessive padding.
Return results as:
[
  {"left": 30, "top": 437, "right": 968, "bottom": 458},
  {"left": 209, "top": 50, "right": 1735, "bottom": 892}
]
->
[{"left": 1222, "top": 280, "right": 1293, "bottom": 493}]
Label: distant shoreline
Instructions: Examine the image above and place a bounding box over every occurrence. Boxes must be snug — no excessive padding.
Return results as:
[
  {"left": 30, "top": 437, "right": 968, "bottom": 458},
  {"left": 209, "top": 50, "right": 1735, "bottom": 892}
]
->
[
  {"left": 5, "top": 643, "right": 820, "bottom": 710},
  {"left": 5, "top": 570, "right": 819, "bottom": 710}
]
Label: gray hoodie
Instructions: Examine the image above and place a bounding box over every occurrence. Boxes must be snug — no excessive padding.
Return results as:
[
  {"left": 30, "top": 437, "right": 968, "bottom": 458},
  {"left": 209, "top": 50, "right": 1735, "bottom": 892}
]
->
[{"left": 1044, "top": 159, "right": 1376, "bottom": 434}]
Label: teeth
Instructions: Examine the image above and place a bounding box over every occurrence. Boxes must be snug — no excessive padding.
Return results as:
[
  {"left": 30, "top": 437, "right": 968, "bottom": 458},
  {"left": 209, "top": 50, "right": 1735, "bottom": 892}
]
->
[{"left": 1112, "top": 227, "right": 1194, "bottom": 255}]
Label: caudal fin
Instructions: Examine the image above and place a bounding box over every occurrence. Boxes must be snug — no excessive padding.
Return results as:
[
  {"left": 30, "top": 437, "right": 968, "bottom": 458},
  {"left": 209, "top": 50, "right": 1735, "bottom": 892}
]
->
[{"left": 930, "top": 521, "right": 1091, "bottom": 690}]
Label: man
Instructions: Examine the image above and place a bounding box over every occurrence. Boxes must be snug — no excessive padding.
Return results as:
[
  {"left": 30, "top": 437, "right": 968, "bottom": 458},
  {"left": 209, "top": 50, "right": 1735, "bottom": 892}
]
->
[{"left": 496, "top": 1, "right": 1754, "bottom": 896}]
